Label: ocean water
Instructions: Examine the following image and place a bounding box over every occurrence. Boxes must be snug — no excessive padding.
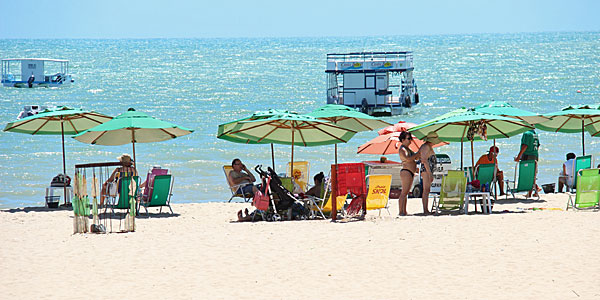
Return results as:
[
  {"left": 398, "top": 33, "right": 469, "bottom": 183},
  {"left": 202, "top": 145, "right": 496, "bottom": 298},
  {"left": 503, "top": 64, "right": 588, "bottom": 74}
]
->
[{"left": 1, "top": 32, "right": 599, "bottom": 208}]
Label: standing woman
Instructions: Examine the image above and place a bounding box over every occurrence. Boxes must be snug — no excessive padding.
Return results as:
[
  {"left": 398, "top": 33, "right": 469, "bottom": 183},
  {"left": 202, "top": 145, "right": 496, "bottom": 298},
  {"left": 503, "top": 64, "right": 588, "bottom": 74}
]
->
[
  {"left": 397, "top": 131, "right": 419, "bottom": 216},
  {"left": 419, "top": 132, "right": 442, "bottom": 214}
]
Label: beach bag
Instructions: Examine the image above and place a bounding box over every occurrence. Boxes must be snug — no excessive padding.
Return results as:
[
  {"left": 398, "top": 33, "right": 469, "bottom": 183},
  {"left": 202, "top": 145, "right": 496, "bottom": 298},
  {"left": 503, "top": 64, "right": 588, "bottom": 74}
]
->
[
  {"left": 107, "top": 181, "right": 118, "bottom": 197},
  {"left": 253, "top": 190, "right": 270, "bottom": 211},
  {"left": 51, "top": 173, "right": 71, "bottom": 187}
]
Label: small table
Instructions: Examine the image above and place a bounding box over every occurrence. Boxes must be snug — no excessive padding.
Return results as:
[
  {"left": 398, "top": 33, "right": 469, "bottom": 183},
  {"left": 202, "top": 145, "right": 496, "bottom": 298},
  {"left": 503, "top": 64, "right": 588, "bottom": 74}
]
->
[{"left": 464, "top": 192, "right": 492, "bottom": 214}]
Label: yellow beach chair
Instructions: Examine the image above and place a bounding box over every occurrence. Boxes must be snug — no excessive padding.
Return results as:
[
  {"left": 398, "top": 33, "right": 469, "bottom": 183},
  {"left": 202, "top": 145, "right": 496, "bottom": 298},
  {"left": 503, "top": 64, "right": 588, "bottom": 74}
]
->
[
  {"left": 223, "top": 165, "right": 252, "bottom": 203},
  {"left": 286, "top": 161, "right": 310, "bottom": 192},
  {"left": 365, "top": 174, "right": 392, "bottom": 217}
]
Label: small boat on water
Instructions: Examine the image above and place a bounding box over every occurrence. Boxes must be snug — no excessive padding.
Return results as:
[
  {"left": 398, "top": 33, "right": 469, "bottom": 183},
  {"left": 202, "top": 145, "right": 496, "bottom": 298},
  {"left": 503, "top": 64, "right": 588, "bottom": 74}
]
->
[
  {"left": 326, "top": 52, "right": 419, "bottom": 116},
  {"left": 1, "top": 58, "right": 74, "bottom": 88}
]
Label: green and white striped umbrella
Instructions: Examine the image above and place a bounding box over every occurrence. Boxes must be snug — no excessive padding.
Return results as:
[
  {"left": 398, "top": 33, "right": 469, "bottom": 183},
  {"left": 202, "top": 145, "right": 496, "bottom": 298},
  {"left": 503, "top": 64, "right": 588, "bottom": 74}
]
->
[{"left": 535, "top": 104, "right": 600, "bottom": 155}]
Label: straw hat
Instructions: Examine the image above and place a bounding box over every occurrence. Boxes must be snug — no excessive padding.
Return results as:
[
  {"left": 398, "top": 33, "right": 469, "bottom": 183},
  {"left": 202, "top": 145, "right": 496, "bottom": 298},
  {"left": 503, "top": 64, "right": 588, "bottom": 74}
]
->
[
  {"left": 117, "top": 153, "right": 134, "bottom": 163},
  {"left": 422, "top": 132, "right": 442, "bottom": 144}
]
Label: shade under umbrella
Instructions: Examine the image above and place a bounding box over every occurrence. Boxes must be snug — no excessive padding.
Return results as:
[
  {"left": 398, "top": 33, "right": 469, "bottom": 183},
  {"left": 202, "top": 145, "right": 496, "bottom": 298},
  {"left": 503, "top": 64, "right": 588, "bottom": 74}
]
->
[
  {"left": 409, "top": 108, "right": 534, "bottom": 169},
  {"left": 72, "top": 108, "right": 194, "bottom": 163},
  {"left": 3, "top": 106, "right": 112, "bottom": 175},
  {"left": 535, "top": 104, "right": 600, "bottom": 155}
]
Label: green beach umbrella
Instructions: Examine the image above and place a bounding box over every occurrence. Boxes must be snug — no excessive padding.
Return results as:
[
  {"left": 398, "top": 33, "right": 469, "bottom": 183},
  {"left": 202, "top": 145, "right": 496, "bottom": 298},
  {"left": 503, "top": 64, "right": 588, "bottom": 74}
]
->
[
  {"left": 217, "top": 109, "right": 357, "bottom": 176},
  {"left": 535, "top": 105, "right": 600, "bottom": 155},
  {"left": 3, "top": 106, "right": 112, "bottom": 175},
  {"left": 474, "top": 101, "right": 549, "bottom": 125},
  {"left": 410, "top": 108, "right": 534, "bottom": 168},
  {"left": 72, "top": 108, "right": 194, "bottom": 163}
]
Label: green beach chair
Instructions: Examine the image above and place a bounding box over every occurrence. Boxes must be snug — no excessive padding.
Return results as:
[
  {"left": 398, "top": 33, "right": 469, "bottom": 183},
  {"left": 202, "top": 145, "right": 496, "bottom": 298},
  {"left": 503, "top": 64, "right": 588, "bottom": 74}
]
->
[
  {"left": 476, "top": 163, "right": 497, "bottom": 201},
  {"left": 432, "top": 170, "right": 467, "bottom": 214},
  {"left": 505, "top": 160, "right": 539, "bottom": 200},
  {"left": 567, "top": 169, "right": 600, "bottom": 211},
  {"left": 109, "top": 176, "right": 140, "bottom": 231},
  {"left": 140, "top": 174, "right": 174, "bottom": 217},
  {"left": 571, "top": 155, "right": 592, "bottom": 191}
]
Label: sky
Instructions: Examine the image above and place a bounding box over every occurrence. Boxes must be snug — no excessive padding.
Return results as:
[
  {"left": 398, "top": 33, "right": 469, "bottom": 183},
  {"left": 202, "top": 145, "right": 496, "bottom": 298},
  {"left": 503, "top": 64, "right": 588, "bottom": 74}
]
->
[{"left": 0, "top": 0, "right": 599, "bottom": 38}]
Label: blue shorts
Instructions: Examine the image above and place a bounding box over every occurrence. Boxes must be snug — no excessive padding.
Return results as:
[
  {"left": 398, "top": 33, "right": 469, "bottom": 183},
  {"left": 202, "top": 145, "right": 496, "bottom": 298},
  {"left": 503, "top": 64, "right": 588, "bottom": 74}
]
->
[{"left": 237, "top": 184, "right": 254, "bottom": 196}]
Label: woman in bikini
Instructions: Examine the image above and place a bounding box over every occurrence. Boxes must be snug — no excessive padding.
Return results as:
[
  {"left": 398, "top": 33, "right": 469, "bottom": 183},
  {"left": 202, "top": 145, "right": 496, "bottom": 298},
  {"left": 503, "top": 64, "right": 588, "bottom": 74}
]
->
[
  {"left": 398, "top": 131, "right": 420, "bottom": 216},
  {"left": 419, "top": 132, "right": 441, "bottom": 214}
]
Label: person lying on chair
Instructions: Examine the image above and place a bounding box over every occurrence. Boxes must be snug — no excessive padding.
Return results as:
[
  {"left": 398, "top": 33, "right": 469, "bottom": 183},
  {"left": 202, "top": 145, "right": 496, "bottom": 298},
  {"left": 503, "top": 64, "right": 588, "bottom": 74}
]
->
[{"left": 229, "top": 158, "right": 259, "bottom": 197}]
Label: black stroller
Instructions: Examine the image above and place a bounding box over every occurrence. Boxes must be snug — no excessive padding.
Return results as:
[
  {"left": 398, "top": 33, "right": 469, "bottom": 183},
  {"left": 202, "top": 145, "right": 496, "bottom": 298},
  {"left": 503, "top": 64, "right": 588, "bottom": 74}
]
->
[{"left": 253, "top": 165, "right": 310, "bottom": 221}]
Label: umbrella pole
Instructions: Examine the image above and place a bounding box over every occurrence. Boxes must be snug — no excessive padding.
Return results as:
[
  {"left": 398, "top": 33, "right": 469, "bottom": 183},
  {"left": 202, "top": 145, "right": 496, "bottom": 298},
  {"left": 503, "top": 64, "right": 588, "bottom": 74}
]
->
[
  {"left": 460, "top": 140, "right": 464, "bottom": 170},
  {"left": 582, "top": 118, "right": 585, "bottom": 156},
  {"left": 471, "top": 140, "right": 475, "bottom": 170},
  {"left": 61, "top": 120, "right": 68, "bottom": 205},
  {"left": 131, "top": 129, "right": 137, "bottom": 168},
  {"left": 332, "top": 145, "right": 338, "bottom": 221},
  {"left": 291, "top": 129, "right": 294, "bottom": 180},
  {"left": 271, "top": 143, "right": 275, "bottom": 171}
]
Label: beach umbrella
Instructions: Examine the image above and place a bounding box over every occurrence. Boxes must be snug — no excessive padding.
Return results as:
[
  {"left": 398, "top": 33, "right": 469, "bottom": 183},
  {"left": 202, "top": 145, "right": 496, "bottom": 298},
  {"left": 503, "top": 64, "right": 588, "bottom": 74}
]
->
[
  {"left": 535, "top": 105, "right": 600, "bottom": 155},
  {"left": 72, "top": 108, "right": 194, "bottom": 163},
  {"left": 217, "top": 109, "right": 357, "bottom": 174},
  {"left": 474, "top": 101, "right": 549, "bottom": 125},
  {"left": 357, "top": 121, "right": 448, "bottom": 155},
  {"left": 409, "top": 108, "right": 534, "bottom": 168},
  {"left": 3, "top": 106, "right": 113, "bottom": 175}
]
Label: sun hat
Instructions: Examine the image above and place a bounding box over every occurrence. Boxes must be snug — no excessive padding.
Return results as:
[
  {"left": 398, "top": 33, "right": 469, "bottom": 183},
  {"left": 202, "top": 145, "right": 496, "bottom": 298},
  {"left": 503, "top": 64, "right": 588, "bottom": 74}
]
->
[
  {"left": 117, "top": 153, "right": 134, "bottom": 163},
  {"left": 422, "top": 132, "right": 442, "bottom": 144}
]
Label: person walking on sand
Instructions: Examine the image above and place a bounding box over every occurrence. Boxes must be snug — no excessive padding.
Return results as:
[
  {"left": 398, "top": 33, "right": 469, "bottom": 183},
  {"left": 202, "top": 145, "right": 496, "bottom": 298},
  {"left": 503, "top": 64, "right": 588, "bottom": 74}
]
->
[
  {"left": 419, "top": 132, "right": 441, "bottom": 214},
  {"left": 397, "top": 131, "right": 420, "bottom": 216},
  {"left": 514, "top": 129, "right": 540, "bottom": 197}
]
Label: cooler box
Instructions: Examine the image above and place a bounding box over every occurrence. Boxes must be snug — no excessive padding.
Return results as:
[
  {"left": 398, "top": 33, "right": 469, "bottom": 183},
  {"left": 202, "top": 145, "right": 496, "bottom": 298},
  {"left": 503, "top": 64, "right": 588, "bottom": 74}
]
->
[{"left": 363, "top": 160, "right": 402, "bottom": 189}]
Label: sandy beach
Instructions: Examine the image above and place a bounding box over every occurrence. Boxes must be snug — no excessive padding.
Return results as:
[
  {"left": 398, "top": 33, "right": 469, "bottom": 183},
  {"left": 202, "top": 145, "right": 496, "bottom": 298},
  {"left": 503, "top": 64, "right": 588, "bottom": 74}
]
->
[{"left": 1, "top": 193, "right": 599, "bottom": 299}]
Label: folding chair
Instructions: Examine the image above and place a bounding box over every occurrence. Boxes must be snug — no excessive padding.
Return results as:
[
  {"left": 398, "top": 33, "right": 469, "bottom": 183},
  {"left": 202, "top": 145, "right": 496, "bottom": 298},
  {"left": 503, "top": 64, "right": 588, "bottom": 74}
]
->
[
  {"left": 286, "top": 161, "right": 310, "bottom": 192},
  {"left": 365, "top": 174, "right": 392, "bottom": 217},
  {"left": 141, "top": 167, "right": 168, "bottom": 202},
  {"left": 223, "top": 165, "right": 252, "bottom": 202},
  {"left": 431, "top": 170, "right": 467, "bottom": 214},
  {"left": 139, "top": 175, "right": 174, "bottom": 217},
  {"left": 505, "top": 160, "right": 539, "bottom": 200},
  {"left": 570, "top": 155, "right": 593, "bottom": 191},
  {"left": 566, "top": 169, "right": 600, "bottom": 211},
  {"left": 108, "top": 176, "right": 139, "bottom": 232},
  {"left": 475, "top": 163, "right": 498, "bottom": 202}
]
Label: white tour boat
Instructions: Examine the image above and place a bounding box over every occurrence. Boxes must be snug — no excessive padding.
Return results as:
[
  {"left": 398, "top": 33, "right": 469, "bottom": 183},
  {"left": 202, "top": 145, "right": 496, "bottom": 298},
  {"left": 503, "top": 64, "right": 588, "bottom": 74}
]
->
[
  {"left": 1, "top": 58, "right": 73, "bottom": 88},
  {"left": 326, "top": 52, "right": 419, "bottom": 116}
]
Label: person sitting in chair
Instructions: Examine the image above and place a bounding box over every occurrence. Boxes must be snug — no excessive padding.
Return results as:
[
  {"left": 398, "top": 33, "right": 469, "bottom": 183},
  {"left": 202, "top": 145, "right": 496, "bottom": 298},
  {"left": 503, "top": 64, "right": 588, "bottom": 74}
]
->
[
  {"left": 558, "top": 152, "right": 576, "bottom": 193},
  {"left": 475, "top": 146, "right": 505, "bottom": 196},
  {"left": 305, "top": 172, "right": 325, "bottom": 197},
  {"left": 100, "top": 154, "right": 138, "bottom": 206},
  {"left": 229, "top": 158, "right": 258, "bottom": 197}
]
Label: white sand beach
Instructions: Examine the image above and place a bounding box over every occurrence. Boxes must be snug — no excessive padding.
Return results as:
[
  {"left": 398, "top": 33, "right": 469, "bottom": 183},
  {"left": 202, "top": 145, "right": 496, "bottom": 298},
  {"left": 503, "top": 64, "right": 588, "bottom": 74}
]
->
[{"left": 1, "top": 193, "right": 599, "bottom": 299}]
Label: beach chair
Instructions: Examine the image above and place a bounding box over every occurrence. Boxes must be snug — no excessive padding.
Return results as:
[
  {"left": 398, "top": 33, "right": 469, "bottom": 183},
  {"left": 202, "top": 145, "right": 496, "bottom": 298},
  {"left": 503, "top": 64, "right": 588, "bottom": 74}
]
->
[
  {"left": 365, "top": 174, "right": 392, "bottom": 217},
  {"left": 108, "top": 176, "right": 140, "bottom": 231},
  {"left": 139, "top": 174, "right": 174, "bottom": 217},
  {"left": 566, "top": 169, "right": 600, "bottom": 211},
  {"left": 141, "top": 167, "right": 169, "bottom": 202},
  {"left": 223, "top": 165, "right": 252, "bottom": 203},
  {"left": 464, "top": 166, "right": 475, "bottom": 182},
  {"left": 431, "top": 170, "right": 467, "bottom": 214},
  {"left": 505, "top": 160, "right": 539, "bottom": 200},
  {"left": 570, "top": 155, "right": 593, "bottom": 191},
  {"left": 286, "top": 161, "right": 310, "bottom": 192},
  {"left": 475, "top": 163, "right": 498, "bottom": 201},
  {"left": 280, "top": 177, "right": 294, "bottom": 193}
]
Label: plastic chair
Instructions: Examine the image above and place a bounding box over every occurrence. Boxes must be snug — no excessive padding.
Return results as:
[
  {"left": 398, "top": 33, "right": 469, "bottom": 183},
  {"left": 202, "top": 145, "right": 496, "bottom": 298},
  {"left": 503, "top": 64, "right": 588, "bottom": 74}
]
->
[
  {"left": 475, "top": 163, "right": 498, "bottom": 201},
  {"left": 223, "top": 165, "right": 252, "bottom": 203},
  {"left": 107, "top": 176, "right": 139, "bottom": 232},
  {"left": 566, "top": 169, "right": 600, "bottom": 211},
  {"left": 140, "top": 175, "right": 174, "bottom": 217},
  {"left": 141, "top": 167, "right": 168, "bottom": 202},
  {"left": 505, "top": 160, "right": 539, "bottom": 200},
  {"left": 286, "top": 161, "right": 310, "bottom": 192},
  {"left": 432, "top": 170, "right": 467, "bottom": 213},
  {"left": 365, "top": 174, "right": 392, "bottom": 217},
  {"left": 571, "top": 155, "right": 593, "bottom": 191}
]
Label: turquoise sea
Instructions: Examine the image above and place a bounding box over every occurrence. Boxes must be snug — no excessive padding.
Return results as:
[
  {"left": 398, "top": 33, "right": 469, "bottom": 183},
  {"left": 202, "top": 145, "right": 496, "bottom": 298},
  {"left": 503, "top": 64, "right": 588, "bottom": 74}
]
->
[{"left": 1, "top": 32, "right": 599, "bottom": 209}]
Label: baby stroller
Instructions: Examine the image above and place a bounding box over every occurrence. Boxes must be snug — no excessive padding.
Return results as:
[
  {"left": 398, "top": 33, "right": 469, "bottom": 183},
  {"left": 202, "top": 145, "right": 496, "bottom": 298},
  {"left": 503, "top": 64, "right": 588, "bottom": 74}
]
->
[{"left": 253, "top": 165, "right": 310, "bottom": 221}]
